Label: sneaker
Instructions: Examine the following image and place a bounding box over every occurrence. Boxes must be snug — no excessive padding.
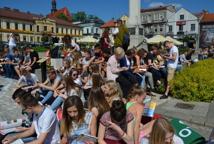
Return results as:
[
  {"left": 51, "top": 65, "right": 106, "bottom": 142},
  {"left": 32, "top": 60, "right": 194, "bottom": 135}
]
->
[{"left": 160, "top": 94, "right": 168, "bottom": 99}]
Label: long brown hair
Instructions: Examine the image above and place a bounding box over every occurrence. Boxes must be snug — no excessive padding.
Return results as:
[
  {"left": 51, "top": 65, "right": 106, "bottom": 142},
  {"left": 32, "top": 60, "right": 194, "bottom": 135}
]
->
[
  {"left": 63, "top": 75, "right": 78, "bottom": 95},
  {"left": 88, "top": 87, "right": 110, "bottom": 119},
  {"left": 150, "top": 118, "right": 175, "bottom": 144},
  {"left": 61, "top": 96, "right": 85, "bottom": 136},
  {"left": 92, "top": 73, "right": 103, "bottom": 88}
]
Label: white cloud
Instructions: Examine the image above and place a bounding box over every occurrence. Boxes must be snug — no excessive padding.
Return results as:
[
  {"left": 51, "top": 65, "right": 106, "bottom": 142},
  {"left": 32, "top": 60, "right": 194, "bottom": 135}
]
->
[{"left": 149, "top": 2, "right": 165, "bottom": 8}]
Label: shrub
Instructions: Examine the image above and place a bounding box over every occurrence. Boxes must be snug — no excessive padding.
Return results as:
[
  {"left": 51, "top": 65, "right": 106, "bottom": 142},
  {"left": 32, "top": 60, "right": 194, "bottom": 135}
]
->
[
  {"left": 170, "top": 59, "right": 214, "bottom": 102},
  {"left": 34, "top": 46, "right": 48, "bottom": 52}
]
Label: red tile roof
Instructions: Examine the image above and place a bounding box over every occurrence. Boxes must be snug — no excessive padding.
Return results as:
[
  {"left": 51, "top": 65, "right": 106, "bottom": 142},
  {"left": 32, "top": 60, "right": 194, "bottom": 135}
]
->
[
  {"left": 47, "top": 16, "right": 79, "bottom": 27},
  {"left": 48, "top": 7, "right": 72, "bottom": 22},
  {"left": 201, "top": 13, "right": 214, "bottom": 23},
  {"left": 100, "top": 20, "right": 116, "bottom": 28},
  {"left": 0, "top": 7, "right": 42, "bottom": 22}
]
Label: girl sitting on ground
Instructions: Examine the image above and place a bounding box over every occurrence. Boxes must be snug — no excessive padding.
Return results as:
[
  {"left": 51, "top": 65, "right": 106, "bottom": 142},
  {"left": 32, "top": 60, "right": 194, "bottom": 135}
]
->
[{"left": 60, "top": 96, "right": 97, "bottom": 144}]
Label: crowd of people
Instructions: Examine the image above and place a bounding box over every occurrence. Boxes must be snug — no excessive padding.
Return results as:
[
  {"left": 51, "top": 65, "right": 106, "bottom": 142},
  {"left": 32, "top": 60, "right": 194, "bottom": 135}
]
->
[{"left": 0, "top": 20, "right": 212, "bottom": 144}]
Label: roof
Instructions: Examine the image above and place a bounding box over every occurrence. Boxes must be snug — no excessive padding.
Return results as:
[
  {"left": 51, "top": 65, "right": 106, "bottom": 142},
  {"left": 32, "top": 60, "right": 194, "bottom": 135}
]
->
[
  {"left": 47, "top": 16, "right": 79, "bottom": 27},
  {"left": 0, "top": 7, "right": 43, "bottom": 22},
  {"left": 100, "top": 20, "right": 116, "bottom": 28},
  {"left": 201, "top": 13, "right": 214, "bottom": 23},
  {"left": 47, "top": 7, "right": 72, "bottom": 22},
  {"left": 141, "top": 6, "right": 169, "bottom": 13}
]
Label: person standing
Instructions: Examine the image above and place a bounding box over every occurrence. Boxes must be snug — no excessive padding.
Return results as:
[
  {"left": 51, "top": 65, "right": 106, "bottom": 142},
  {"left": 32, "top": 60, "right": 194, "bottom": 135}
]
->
[
  {"left": 160, "top": 40, "right": 179, "bottom": 99},
  {"left": 8, "top": 33, "right": 16, "bottom": 55},
  {"left": 114, "top": 20, "right": 130, "bottom": 52}
]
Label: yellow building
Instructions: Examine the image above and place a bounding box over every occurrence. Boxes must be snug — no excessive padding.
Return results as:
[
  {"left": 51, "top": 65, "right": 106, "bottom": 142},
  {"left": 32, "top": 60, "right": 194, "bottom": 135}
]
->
[{"left": 0, "top": 7, "right": 82, "bottom": 43}]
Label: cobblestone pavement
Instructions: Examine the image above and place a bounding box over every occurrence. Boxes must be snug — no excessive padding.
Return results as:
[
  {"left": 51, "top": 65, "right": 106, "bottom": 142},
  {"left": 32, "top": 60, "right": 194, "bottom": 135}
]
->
[{"left": 0, "top": 76, "right": 22, "bottom": 121}]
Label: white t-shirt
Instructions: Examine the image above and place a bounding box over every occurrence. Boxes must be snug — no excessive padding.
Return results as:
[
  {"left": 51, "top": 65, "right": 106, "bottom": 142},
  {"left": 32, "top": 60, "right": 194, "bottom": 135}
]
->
[
  {"left": 167, "top": 45, "right": 179, "bottom": 69},
  {"left": 33, "top": 107, "right": 60, "bottom": 144},
  {"left": 71, "top": 40, "right": 80, "bottom": 51},
  {"left": 18, "top": 73, "right": 39, "bottom": 86},
  {"left": 9, "top": 37, "right": 16, "bottom": 46}
]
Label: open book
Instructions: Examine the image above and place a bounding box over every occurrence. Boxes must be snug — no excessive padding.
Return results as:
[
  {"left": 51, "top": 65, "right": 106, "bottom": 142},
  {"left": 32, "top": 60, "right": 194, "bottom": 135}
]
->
[
  {"left": 76, "top": 134, "right": 98, "bottom": 143},
  {"left": 0, "top": 119, "right": 22, "bottom": 135}
]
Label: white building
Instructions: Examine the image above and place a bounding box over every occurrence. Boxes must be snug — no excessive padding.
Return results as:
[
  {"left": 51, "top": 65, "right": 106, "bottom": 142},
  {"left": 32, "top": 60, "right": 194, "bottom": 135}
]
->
[
  {"left": 74, "top": 18, "right": 104, "bottom": 38},
  {"left": 167, "top": 8, "right": 199, "bottom": 39},
  {"left": 141, "top": 5, "right": 176, "bottom": 38}
]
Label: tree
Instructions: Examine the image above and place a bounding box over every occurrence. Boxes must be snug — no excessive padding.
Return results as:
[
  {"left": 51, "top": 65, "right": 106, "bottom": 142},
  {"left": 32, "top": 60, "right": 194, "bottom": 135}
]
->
[{"left": 72, "top": 11, "right": 87, "bottom": 22}]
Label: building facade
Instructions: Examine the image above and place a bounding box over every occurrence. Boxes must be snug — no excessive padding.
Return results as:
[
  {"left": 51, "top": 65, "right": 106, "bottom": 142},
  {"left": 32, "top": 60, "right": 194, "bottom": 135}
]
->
[
  {"left": 200, "top": 13, "right": 214, "bottom": 47},
  {"left": 74, "top": 18, "right": 104, "bottom": 38},
  {"left": 167, "top": 8, "right": 199, "bottom": 39},
  {"left": 141, "top": 5, "right": 176, "bottom": 38},
  {"left": 0, "top": 7, "right": 82, "bottom": 43}
]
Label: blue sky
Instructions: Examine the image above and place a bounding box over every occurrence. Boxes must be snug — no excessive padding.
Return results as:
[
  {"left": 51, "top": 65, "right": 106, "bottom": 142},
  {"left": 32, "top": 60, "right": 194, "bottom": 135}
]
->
[{"left": 0, "top": 0, "right": 213, "bottom": 21}]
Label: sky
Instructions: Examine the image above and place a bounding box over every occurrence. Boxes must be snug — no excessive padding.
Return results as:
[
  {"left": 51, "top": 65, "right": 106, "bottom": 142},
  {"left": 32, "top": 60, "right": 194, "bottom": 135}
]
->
[{"left": 0, "top": 0, "right": 213, "bottom": 21}]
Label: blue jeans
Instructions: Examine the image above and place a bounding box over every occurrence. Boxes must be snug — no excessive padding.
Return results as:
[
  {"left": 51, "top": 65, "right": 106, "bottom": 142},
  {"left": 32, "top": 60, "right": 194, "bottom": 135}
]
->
[
  {"left": 51, "top": 96, "right": 64, "bottom": 111},
  {"left": 40, "top": 91, "right": 54, "bottom": 104},
  {"left": 3, "top": 64, "right": 14, "bottom": 78},
  {"left": 22, "top": 137, "right": 36, "bottom": 143}
]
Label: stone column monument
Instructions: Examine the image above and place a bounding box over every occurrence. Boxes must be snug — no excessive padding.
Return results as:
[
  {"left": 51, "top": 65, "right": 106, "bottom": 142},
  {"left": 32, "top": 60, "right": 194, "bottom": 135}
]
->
[{"left": 127, "top": 0, "right": 147, "bottom": 50}]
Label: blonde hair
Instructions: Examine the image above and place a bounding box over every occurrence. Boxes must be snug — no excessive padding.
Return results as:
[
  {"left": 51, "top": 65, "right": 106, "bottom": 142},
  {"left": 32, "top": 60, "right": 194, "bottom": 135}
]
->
[
  {"left": 114, "top": 47, "right": 125, "bottom": 57},
  {"left": 150, "top": 118, "right": 175, "bottom": 144},
  {"left": 104, "top": 80, "right": 123, "bottom": 105},
  {"left": 127, "top": 85, "right": 146, "bottom": 100}
]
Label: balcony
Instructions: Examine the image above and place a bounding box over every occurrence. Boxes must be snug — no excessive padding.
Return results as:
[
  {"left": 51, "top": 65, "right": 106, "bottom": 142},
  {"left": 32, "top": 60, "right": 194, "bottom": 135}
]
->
[{"left": 177, "top": 31, "right": 184, "bottom": 35}]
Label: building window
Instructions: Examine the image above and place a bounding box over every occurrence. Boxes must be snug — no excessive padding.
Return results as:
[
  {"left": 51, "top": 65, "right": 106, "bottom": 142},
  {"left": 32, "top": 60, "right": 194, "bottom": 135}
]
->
[
  {"left": 155, "top": 28, "right": 157, "bottom": 32},
  {"left": 191, "top": 24, "right": 195, "bottom": 31},
  {"left": 0, "top": 20, "right": 1, "bottom": 29},
  {"left": 23, "top": 36, "right": 26, "bottom": 41},
  {"left": 86, "top": 28, "right": 89, "bottom": 34},
  {"left": 169, "top": 25, "right": 173, "bottom": 32},
  {"left": 56, "top": 27, "right": 58, "bottom": 33},
  {"left": 66, "top": 28, "right": 68, "bottom": 34},
  {"left": 30, "top": 25, "right": 33, "bottom": 31},
  {"left": 128, "top": 28, "right": 135, "bottom": 35},
  {"left": 96, "top": 28, "right": 98, "bottom": 34},
  {"left": 23, "top": 24, "right": 25, "bottom": 31},
  {"left": 37, "top": 26, "right": 39, "bottom": 32},
  {"left": 61, "top": 28, "right": 63, "bottom": 34},
  {"left": 6, "top": 22, "right": 10, "bottom": 29},
  {"left": 75, "top": 29, "right": 77, "bottom": 35},
  {"left": 30, "top": 36, "right": 33, "bottom": 42},
  {"left": 15, "top": 23, "right": 18, "bottom": 30},
  {"left": 91, "top": 28, "right": 93, "bottom": 34},
  {"left": 44, "top": 26, "right": 47, "bottom": 31},
  {"left": 139, "top": 28, "right": 144, "bottom": 35},
  {"left": 51, "top": 27, "right": 54, "bottom": 33},
  {"left": 180, "top": 15, "right": 184, "bottom": 20},
  {"left": 179, "top": 25, "right": 183, "bottom": 31},
  {"left": 160, "top": 28, "right": 163, "bottom": 32}
]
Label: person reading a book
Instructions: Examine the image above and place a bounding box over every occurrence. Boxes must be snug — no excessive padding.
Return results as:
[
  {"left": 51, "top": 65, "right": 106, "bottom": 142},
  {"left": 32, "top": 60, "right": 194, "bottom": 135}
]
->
[
  {"left": 2, "top": 92, "right": 60, "bottom": 144},
  {"left": 98, "top": 100, "right": 134, "bottom": 144},
  {"left": 88, "top": 87, "right": 110, "bottom": 136},
  {"left": 60, "top": 96, "right": 97, "bottom": 144}
]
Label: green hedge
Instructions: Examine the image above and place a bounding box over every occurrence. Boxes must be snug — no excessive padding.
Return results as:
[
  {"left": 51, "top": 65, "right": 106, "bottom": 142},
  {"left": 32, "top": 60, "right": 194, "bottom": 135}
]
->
[
  {"left": 33, "top": 46, "right": 48, "bottom": 52},
  {"left": 170, "top": 59, "right": 214, "bottom": 102}
]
